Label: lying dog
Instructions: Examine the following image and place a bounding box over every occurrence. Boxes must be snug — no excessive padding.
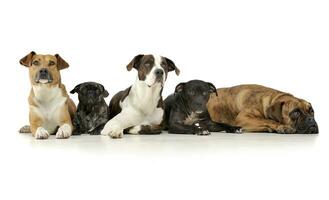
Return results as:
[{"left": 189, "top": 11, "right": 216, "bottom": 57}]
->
[
  {"left": 207, "top": 84, "right": 319, "bottom": 134},
  {"left": 101, "top": 54, "right": 180, "bottom": 138},
  {"left": 18, "top": 51, "right": 76, "bottom": 139},
  {"left": 164, "top": 80, "right": 241, "bottom": 135},
  {"left": 70, "top": 82, "right": 110, "bottom": 135}
]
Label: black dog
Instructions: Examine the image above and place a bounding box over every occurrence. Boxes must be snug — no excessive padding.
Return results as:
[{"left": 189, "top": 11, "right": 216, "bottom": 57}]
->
[
  {"left": 70, "top": 82, "right": 110, "bottom": 135},
  {"left": 164, "top": 80, "right": 241, "bottom": 135}
]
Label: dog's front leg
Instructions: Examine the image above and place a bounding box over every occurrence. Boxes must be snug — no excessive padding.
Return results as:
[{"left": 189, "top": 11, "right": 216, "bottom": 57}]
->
[
  {"left": 56, "top": 105, "right": 73, "bottom": 139},
  {"left": 29, "top": 108, "right": 49, "bottom": 139},
  {"left": 101, "top": 107, "right": 143, "bottom": 138},
  {"left": 203, "top": 120, "right": 242, "bottom": 133}
]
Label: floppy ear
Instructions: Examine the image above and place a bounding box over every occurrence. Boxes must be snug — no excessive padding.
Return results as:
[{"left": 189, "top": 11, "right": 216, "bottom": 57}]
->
[
  {"left": 102, "top": 86, "right": 109, "bottom": 97},
  {"left": 174, "top": 82, "right": 185, "bottom": 94},
  {"left": 55, "top": 54, "right": 69, "bottom": 70},
  {"left": 126, "top": 54, "right": 144, "bottom": 71},
  {"left": 19, "top": 51, "right": 36, "bottom": 67},
  {"left": 266, "top": 101, "right": 284, "bottom": 122},
  {"left": 70, "top": 84, "right": 82, "bottom": 94},
  {"left": 164, "top": 57, "right": 180, "bottom": 76},
  {"left": 208, "top": 82, "right": 218, "bottom": 96}
]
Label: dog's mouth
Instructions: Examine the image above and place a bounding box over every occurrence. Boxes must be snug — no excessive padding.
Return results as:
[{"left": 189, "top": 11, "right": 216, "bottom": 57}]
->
[
  {"left": 35, "top": 70, "right": 53, "bottom": 84},
  {"left": 195, "top": 110, "right": 204, "bottom": 114}
]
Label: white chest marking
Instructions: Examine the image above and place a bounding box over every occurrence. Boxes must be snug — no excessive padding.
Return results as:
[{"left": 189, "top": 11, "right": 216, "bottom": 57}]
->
[
  {"left": 183, "top": 112, "right": 200, "bottom": 125},
  {"left": 31, "top": 85, "right": 67, "bottom": 133}
]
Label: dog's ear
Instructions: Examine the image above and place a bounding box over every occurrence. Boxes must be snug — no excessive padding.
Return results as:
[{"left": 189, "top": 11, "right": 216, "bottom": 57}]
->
[
  {"left": 101, "top": 86, "right": 109, "bottom": 97},
  {"left": 266, "top": 101, "right": 284, "bottom": 122},
  {"left": 175, "top": 82, "right": 185, "bottom": 94},
  {"left": 164, "top": 57, "right": 180, "bottom": 76},
  {"left": 208, "top": 82, "right": 218, "bottom": 96},
  {"left": 127, "top": 54, "right": 144, "bottom": 71},
  {"left": 70, "top": 84, "right": 82, "bottom": 94},
  {"left": 19, "top": 51, "right": 36, "bottom": 67},
  {"left": 55, "top": 54, "right": 69, "bottom": 70}
]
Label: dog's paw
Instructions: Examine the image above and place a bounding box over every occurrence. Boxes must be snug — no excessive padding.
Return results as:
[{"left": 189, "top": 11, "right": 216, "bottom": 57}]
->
[
  {"left": 101, "top": 123, "right": 123, "bottom": 139},
  {"left": 35, "top": 127, "right": 50, "bottom": 139},
  {"left": 226, "top": 126, "right": 242, "bottom": 134},
  {"left": 56, "top": 124, "right": 72, "bottom": 139},
  {"left": 196, "top": 129, "right": 211, "bottom": 136},
  {"left": 276, "top": 125, "right": 296, "bottom": 134},
  {"left": 19, "top": 125, "right": 31, "bottom": 133},
  {"left": 194, "top": 123, "right": 211, "bottom": 136}
]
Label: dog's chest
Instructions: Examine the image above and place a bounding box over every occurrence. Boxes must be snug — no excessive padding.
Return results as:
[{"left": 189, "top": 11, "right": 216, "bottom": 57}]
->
[
  {"left": 32, "top": 86, "right": 67, "bottom": 130},
  {"left": 183, "top": 112, "right": 200, "bottom": 125}
]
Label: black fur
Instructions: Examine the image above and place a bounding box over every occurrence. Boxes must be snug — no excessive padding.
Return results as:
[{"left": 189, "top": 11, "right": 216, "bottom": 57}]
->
[
  {"left": 70, "top": 82, "right": 110, "bottom": 135},
  {"left": 164, "top": 80, "right": 241, "bottom": 135}
]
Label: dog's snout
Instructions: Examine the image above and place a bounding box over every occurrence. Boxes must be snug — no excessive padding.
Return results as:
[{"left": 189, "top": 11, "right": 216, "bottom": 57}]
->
[
  {"left": 155, "top": 69, "right": 164, "bottom": 77},
  {"left": 39, "top": 68, "right": 48, "bottom": 75},
  {"left": 307, "top": 126, "right": 318, "bottom": 134}
]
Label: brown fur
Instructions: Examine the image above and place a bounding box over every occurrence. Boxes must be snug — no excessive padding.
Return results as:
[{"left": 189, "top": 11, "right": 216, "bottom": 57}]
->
[
  {"left": 207, "top": 84, "right": 313, "bottom": 133},
  {"left": 19, "top": 52, "right": 76, "bottom": 137}
]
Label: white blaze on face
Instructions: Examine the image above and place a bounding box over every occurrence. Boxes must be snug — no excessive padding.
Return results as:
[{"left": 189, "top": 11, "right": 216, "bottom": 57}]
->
[{"left": 144, "top": 55, "right": 165, "bottom": 86}]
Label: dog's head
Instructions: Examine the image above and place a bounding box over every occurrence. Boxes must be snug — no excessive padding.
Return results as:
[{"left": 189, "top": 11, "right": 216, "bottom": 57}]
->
[
  {"left": 126, "top": 54, "right": 180, "bottom": 87},
  {"left": 266, "top": 96, "right": 318, "bottom": 134},
  {"left": 20, "top": 51, "right": 69, "bottom": 85},
  {"left": 70, "top": 82, "right": 109, "bottom": 105},
  {"left": 175, "top": 80, "right": 218, "bottom": 114}
]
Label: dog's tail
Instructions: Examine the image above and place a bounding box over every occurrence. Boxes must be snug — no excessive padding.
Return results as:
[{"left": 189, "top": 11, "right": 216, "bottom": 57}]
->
[{"left": 19, "top": 125, "right": 31, "bottom": 133}]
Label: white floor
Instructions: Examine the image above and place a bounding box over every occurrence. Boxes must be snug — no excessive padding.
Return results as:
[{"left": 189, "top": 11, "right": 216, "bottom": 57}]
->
[{"left": 1, "top": 131, "right": 327, "bottom": 200}]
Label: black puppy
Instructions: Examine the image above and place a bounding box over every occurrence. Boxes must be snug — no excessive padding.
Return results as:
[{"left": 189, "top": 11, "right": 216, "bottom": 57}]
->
[
  {"left": 164, "top": 80, "right": 241, "bottom": 135},
  {"left": 70, "top": 82, "right": 110, "bottom": 135}
]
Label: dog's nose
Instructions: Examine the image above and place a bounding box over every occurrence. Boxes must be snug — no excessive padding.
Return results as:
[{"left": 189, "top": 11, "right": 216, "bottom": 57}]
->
[
  {"left": 155, "top": 69, "right": 164, "bottom": 77},
  {"left": 307, "top": 126, "right": 318, "bottom": 134},
  {"left": 39, "top": 68, "right": 48, "bottom": 75}
]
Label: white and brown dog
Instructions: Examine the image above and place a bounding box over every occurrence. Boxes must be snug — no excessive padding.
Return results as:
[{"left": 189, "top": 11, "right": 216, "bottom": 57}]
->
[
  {"left": 19, "top": 51, "right": 76, "bottom": 139},
  {"left": 101, "top": 54, "right": 180, "bottom": 138}
]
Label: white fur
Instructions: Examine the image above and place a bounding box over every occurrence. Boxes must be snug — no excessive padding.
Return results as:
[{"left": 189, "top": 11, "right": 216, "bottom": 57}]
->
[
  {"left": 35, "top": 127, "right": 50, "bottom": 139},
  {"left": 56, "top": 123, "right": 72, "bottom": 139},
  {"left": 101, "top": 71, "right": 165, "bottom": 138},
  {"left": 144, "top": 55, "right": 165, "bottom": 86},
  {"left": 31, "top": 85, "right": 67, "bottom": 134}
]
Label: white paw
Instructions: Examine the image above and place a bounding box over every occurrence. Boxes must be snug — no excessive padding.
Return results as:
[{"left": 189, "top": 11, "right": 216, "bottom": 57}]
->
[
  {"left": 128, "top": 126, "right": 141, "bottom": 135},
  {"left": 35, "top": 127, "right": 50, "bottom": 139},
  {"left": 101, "top": 122, "right": 123, "bottom": 139},
  {"left": 56, "top": 124, "right": 72, "bottom": 139}
]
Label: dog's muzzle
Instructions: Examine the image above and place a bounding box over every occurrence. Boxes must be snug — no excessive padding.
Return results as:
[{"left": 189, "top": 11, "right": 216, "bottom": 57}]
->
[
  {"left": 35, "top": 68, "right": 53, "bottom": 84},
  {"left": 155, "top": 69, "right": 164, "bottom": 82},
  {"left": 296, "top": 116, "right": 319, "bottom": 134}
]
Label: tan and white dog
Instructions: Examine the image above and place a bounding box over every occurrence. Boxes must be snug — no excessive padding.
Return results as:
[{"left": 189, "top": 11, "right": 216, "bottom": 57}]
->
[{"left": 19, "top": 51, "right": 76, "bottom": 139}]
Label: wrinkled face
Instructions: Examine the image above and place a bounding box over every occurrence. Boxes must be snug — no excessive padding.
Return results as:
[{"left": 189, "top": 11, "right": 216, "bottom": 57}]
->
[
  {"left": 19, "top": 51, "right": 69, "bottom": 86},
  {"left": 126, "top": 54, "right": 180, "bottom": 87},
  {"left": 282, "top": 100, "right": 318, "bottom": 134},
  {"left": 176, "top": 80, "right": 217, "bottom": 114},
  {"left": 70, "top": 82, "right": 109, "bottom": 105}
]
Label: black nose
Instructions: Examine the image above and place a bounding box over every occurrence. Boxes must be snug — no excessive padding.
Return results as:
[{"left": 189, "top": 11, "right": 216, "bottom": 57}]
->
[
  {"left": 39, "top": 68, "right": 48, "bottom": 75},
  {"left": 155, "top": 69, "right": 164, "bottom": 77},
  {"left": 308, "top": 126, "right": 318, "bottom": 134}
]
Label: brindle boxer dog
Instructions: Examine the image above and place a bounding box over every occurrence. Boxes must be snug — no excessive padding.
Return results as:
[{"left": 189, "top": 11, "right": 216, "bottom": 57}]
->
[{"left": 207, "top": 84, "right": 319, "bottom": 134}]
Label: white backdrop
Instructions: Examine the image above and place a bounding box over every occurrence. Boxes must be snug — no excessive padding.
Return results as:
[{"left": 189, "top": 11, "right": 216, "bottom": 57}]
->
[{"left": 0, "top": 0, "right": 328, "bottom": 200}]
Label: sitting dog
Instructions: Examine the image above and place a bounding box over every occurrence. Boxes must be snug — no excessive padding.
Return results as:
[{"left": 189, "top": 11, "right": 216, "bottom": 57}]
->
[
  {"left": 70, "top": 82, "right": 110, "bottom": 135},
  {"left": 18, "top": 51, "right": 76, "bottom": 139},
  {"left": 207, "top": 84, "right": 319, "bottom": 134},
  {"left": 101, "top": 54, "right": 180, "bottom": 138},
  {"left": 164, "top": 80, "right": 241, "bottom": 135}
]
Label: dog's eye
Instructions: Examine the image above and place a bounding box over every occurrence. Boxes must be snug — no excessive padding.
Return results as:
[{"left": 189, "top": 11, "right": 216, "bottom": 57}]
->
[
  {"left": 32, "top": 60, "right": 40, "bottom": 66},
  {"left": 49, "top": 61, "right": 55, "bottom": 66},
  {"left": 161, "top": 62, "right": 167, "bottom": 67},
  {"left": 145, "top": 62, "right": 151, "bottom": 67},
  {"left": 202, "top": 92, "right": 207, "bottom": 96},
  {"left": 309, "top": 107, "right": 314, "bottom": 115},
  {"left": 290, "top": 110, "right": 301, "bottom": 119}
]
